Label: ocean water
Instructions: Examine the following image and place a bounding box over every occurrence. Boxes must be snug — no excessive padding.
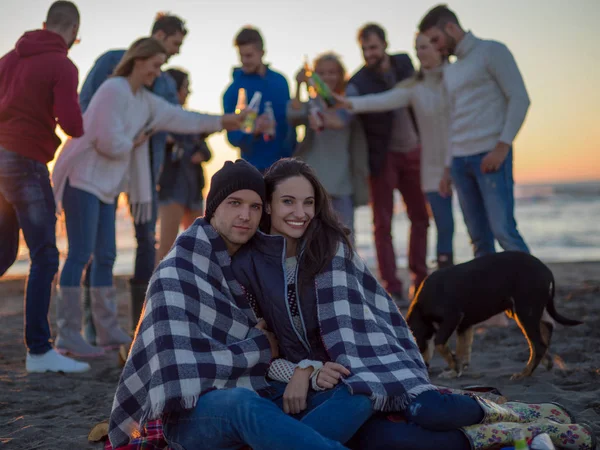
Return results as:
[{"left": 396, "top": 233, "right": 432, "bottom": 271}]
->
[{"left": 5, "top": 181, "right": 600, "bottom": 277}]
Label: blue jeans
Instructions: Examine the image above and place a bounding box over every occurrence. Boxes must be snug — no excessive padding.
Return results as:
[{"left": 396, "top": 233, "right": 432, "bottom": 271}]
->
[
  {"left": 267, "top": 381, "right": 373, "bottom": 443},
  {"left": 331, "top": 195, "right": 355, "bottom": 241},
  {"left": 0, "top": 147, "right": 58, "bottom": 354},
  {"left": 83, "top": 192, "right": 157, "bottom": 288},
  {"left": 60, "top": 181, "right": 116, "bottom": 287},
  {"left": 451, "top": 149, "right": 529, "bottom": 257},
  {"left": 162, "top": 388, "right": 349, "bottom": 450},
  {"left": 425, "top": 192, "right": 454, "bottom": 256},
  {"left": 349, "top": 390, "right": 482, "bottom": 450}
]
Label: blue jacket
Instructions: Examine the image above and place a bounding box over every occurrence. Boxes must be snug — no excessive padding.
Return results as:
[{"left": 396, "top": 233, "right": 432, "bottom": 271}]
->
[
  {"left": 231, "top": 232, "right": 329, "bottom": 364},
  {"left": 79, "top": 49, "right": 179, "bottom": 182},
  {"left": 222, "top": 67, "right": 296, "bottom": 172}
]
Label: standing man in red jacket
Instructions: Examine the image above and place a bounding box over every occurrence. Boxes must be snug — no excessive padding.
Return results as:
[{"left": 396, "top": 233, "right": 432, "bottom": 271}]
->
[{"left": 0, "top": 1, "right": 89, "bottom": 373}]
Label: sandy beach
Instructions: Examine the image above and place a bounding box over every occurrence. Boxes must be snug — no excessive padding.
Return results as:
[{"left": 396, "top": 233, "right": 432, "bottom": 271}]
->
[{"left": 0, "top": 263, "right": 599, "bottom": 449}]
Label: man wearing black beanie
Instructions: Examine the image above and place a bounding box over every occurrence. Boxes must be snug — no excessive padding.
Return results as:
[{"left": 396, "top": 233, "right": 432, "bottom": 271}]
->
[
  {"left": 111, "top": 159, "right": 346, "bottom": 450},
  {"left": 204, "top": 159, "right": 266, "bottom": 255}
]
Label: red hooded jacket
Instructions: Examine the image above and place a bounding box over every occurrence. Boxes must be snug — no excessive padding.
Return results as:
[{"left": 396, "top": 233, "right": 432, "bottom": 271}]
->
[{"left": 0, "top": 29, "right": 84, "bottom": 163}]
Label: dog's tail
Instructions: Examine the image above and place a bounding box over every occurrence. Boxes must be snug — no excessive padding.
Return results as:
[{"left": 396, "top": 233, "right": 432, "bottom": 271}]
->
[{"left": 546, "top": 278, "right": 583, "bottom": 326}]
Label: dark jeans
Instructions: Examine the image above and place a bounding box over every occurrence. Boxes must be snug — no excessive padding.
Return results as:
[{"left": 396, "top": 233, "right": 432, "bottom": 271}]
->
[
  {"left": 425, "top": 192, "right": 454, "bottom": 257},
  {"left": 350, "top": 390, "right": 482, "bottom": 450},
  {"left": 369, "top": 149, "right": 429, "bottom": 292},
  {"left": 0, "top": 147, "right": 58, "bottom": 354},
  {"left": 451, "top": 149, "right": 529, "bottom": 257}
]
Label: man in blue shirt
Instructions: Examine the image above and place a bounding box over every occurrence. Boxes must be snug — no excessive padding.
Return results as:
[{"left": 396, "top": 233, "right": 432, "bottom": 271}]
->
[
  {"left": 78, "top": 14, "right": 187, "bottom": 344},
  {"left": 222, "top": 27, "right": 295, "bottom": 173}
]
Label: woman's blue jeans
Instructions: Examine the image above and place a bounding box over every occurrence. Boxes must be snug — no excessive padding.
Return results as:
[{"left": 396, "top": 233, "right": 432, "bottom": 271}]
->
[{"left": 60, "top": 181, "right": 116, "bottom": 287}]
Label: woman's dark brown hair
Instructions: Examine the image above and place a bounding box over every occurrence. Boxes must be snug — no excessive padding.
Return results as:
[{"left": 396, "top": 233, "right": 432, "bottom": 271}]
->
[{"left": 262, "top": 158, "right": 353, "bottom": 281}]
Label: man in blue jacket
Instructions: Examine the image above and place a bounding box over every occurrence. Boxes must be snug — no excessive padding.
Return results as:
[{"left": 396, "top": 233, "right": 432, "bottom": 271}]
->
[
  {"left": 78, "top": 13, "right": 187, "bottom": 343},
  {"left": 222, "top": 27, "right": 295, "bottom": 173}
]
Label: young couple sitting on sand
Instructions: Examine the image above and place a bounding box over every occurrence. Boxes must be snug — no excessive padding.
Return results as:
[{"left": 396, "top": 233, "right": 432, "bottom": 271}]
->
[{"left": 107, "top": 159, "right": 596, "bottom": 450}]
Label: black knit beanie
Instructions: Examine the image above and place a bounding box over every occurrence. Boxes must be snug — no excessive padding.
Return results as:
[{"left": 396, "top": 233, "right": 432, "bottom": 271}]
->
[{"left": 204, "top": 159, "right": 266, "bottom": 222}]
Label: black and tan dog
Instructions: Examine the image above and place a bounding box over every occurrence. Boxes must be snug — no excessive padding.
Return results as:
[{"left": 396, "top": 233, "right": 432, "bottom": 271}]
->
[{"left": 406, "top": 251, "right": 583, "bottom": 380}]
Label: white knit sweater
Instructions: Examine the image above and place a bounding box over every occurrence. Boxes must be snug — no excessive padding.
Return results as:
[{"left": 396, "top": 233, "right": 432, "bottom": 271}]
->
[
  {"left": 348, "top": 66, "right": 449, "bottom": 193},
  {"left": 52, "top": 77, "right": 223, "bottom": 222},
  {"left": 444, "top": 31, "right": 530, "bottom": 159}
]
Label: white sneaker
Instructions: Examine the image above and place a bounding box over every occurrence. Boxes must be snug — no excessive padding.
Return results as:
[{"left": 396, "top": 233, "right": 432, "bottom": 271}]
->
[{"left": 26, "top": 349, "right": 91, "bottom": 373}]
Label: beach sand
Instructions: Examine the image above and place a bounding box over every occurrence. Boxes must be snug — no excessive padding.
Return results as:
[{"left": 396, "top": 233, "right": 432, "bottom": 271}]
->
[{"left": 1, "top": 263, "right": 599, "bottom": 449}]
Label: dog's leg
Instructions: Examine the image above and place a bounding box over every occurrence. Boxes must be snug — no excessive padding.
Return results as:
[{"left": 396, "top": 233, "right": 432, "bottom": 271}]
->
[
  {"left": 435, "top": 313, "right": 464, "bottom": 378},
  {"left": 456, "top": 326, "right": 474, "bottom": 372},
  {"left": 511, "top": 310, "right": 548, "bottom": 380},
  {"left": 540, "top": 320, "right": 554, "bottom": 370},
  {"left": 423, "top": 337, "right": 435, "bottom": 368}
]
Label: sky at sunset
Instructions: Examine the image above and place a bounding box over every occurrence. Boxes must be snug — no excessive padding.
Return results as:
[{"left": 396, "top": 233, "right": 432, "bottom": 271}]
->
[{"left": 1, "top": 0, "right": 598, "bottom": 185}]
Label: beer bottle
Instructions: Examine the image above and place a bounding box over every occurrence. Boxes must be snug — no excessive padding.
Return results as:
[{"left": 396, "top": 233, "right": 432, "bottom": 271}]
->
[
  {"left": 263, "top": 101, "right": 276, "bottom": 141},
  {"left": 241, "top": 91, "right": 262, "bottom": 134},
  {"left": 235, "top": 88, "right": 247, "bottom": 114},
  {"left": 307, "top": 86, "right": 324, "bottom": 132},
  {"left": 303, "top": 56, "right": 336, "bottom": 107}
]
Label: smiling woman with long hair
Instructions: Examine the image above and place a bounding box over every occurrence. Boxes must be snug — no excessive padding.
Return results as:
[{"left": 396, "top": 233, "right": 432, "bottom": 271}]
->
[
  {"left": 50, "top": 37, "right": 242, "bottom": 358},
  {"left": 224, "top": 158, "right": 594, "bottom": 450}
]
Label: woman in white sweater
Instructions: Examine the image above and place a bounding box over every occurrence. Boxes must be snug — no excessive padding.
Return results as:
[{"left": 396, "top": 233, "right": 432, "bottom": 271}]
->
[
  {"left": 338, "top": 33, "right": 454, "bottom": 270},
  {"left": 51, "top": 38, "right": 242, "bottom": 357}
]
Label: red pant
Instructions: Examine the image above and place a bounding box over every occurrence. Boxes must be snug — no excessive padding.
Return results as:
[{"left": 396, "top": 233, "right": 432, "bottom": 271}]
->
[{"left": 369, "top": 149, "right": 429, "bottom": 293}]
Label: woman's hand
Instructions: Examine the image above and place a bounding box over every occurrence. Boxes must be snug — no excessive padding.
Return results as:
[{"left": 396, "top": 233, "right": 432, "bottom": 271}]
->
[
  {"left": 221, "top": 112, "right": 245, "bottom": 131},
  {"left": 332, "top": 93, "right": 352, "bottom": 110},
  {"left": 316, "top": 362, "right": 351, "bottom": 389},
  {"left": 283, "top": 367, "right": 312, "bottom": 414},
  {"left": 133, "top": 129, "right": 153, "bottom": 148},
  {"left": 295, "top": 68, "right": 308, "bottom": 85}
]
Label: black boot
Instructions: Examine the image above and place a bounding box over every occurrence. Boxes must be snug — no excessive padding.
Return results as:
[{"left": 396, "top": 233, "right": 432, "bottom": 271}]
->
[
  {"left": 129, "top": 279, "right": 148, "bottom": 334},
  {"left": 437, "top": 253, "right": 454, "bottom": 270}
]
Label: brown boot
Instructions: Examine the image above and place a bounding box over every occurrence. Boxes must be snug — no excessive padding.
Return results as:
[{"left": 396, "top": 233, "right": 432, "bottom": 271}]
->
[{"left": 90, "top": 286, "right": 132, "bottom": 349}]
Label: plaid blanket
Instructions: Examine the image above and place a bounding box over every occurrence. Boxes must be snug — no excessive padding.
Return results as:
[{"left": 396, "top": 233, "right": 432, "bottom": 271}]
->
[
  {"left": 316, "top": 243, "right": 436, "bottom": 411},
  {"left": 108, "top": 219, "right": 272, "bottom": 448}
]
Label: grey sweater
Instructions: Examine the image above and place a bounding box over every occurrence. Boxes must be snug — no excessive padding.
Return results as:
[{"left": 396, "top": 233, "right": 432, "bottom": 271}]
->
[
  {"left": 444, "top": 31, "right": 530, "bottom": 159},
  {"left": 348, "top": 66, "right": 449, "bottom": 193}
]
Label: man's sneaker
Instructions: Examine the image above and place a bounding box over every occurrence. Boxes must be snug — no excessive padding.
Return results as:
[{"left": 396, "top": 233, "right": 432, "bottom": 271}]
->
[{"left": 26, "top": 349, "right": 91, "bottom": 373}]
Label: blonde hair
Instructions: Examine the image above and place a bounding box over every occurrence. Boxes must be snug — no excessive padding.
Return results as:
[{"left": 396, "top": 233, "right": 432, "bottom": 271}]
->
[
  {"left": 313, "top": 52, "right": 347, "bottom": 94},
  {"left": 113, "top": 38, "right": 167, "bottom": 78}
]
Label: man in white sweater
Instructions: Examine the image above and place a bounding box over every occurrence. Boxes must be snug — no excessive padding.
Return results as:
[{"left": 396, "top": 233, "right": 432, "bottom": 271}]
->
[{"left": 419, "top": 4, "right": 530, "bottom": 257}]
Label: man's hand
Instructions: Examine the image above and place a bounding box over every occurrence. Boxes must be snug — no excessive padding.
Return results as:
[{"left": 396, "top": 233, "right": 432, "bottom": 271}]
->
[
  {"left": 190, "top": 151, "right": 206, "bottom": 164},
  {"left": 255, "top": 320, "right": 279, "bottom": 358},
  {"left": 133, "top": 129, "right": 152, "bottom": 148},
  {"left": 439, "top": 168, "right": 453, "bottom": 198},
  {"left": 221, "top": 113, "right": 245, "bottom": 131},
  {"left": 481, "top": 142, "right": 510, "bottom": 173},
  {"left": 253, "top": 113, "right": 274, "bottom": 135},
  {"left": 316, "top": 362, "right": 350, "bottom": 389},
  {"left": 283, "top": 367, "right": 312, "bottom": 414}
]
